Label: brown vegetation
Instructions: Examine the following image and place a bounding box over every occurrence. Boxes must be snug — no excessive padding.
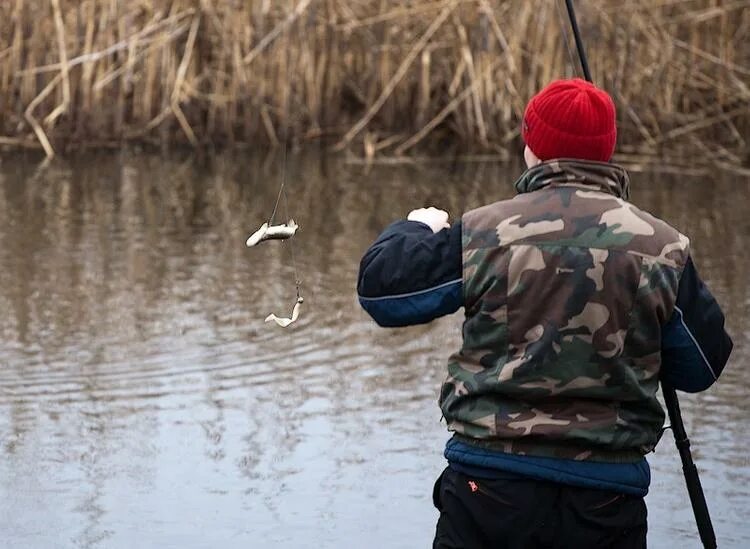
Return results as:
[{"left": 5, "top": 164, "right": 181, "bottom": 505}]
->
[{"left": 0, "top": 0, "right": 748, "bottom": 169}]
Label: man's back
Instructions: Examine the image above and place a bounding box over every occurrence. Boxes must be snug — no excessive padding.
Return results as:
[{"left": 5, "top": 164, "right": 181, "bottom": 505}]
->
[{"left": 443, "top": 159, "right": 689, "bottom": 462}]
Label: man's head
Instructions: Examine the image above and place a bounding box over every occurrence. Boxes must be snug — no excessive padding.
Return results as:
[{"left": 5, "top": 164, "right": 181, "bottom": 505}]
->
[{"left": 522, "top": 78, "right": 617, "bottom": 168}]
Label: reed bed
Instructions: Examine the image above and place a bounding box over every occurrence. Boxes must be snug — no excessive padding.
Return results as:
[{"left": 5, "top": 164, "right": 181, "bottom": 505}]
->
[{"left": 0, "top": 0, "right": 748, "bottom": 169}]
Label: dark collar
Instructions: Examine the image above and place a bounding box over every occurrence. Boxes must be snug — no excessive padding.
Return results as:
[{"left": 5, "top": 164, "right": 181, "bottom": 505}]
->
[{"left": 514, "top": 159, "right": 630, "bottom": 200}]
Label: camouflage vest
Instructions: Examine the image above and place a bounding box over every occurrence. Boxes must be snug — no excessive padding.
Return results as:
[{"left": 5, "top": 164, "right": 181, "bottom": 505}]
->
[{"left": 440, "top": 159, "right": 690, "bottom": 462}]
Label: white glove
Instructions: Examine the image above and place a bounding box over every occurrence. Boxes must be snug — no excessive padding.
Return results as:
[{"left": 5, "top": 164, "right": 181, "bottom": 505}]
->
[{"left": 407, "top": 207, "right": 451, "bottom": 233}]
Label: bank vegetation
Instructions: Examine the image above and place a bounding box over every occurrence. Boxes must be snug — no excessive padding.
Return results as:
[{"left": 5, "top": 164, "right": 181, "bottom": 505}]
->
[{"left": 1, "top": 0, "right": 748, "bottom": 171}]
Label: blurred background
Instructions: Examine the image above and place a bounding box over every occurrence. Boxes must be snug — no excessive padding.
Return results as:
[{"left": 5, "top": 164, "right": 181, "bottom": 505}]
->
[
  {"left": 0, "top": 2, "right": 748, "bottom": 548},
  {"left": 1, "top": 0, "right": 748, "bottom": 170}
]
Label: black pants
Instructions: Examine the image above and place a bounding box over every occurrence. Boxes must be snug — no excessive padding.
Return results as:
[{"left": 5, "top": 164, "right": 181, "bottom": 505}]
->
[{"left": 433, "top": 467, "right": 647, "bottom": 549}]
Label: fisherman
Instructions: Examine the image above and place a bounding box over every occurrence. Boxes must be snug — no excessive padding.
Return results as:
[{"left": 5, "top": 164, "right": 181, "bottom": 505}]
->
[{"left": 357, "top": 78, "right": 733, "bottom": 548}]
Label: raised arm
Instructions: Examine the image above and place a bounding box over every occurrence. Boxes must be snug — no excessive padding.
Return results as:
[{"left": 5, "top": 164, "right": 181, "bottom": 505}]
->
[
  {"left": 661, "top": 256, "right": 733, "bottom": 392},
  {"left": 357, "top": 208, "right": 463, "bottom": 327}
]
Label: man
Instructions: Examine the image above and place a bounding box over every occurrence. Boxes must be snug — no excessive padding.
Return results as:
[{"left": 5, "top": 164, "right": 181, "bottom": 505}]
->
[{"left": 357, "top": 78, "right": 733, "bottom": 548}]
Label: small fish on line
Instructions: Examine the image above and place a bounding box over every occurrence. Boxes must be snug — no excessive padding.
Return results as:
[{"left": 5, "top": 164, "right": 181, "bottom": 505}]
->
[
  {"left": 265, "top": 297, "right": 303, "bottom": 327},
  {"left": 246, "top": 220, "right": 299, "bottom": 247}
]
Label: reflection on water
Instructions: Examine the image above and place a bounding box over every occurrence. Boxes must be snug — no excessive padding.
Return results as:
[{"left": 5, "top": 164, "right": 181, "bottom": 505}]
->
[{"left": 0, "top": 151, "right": 747, "bottom": 548}]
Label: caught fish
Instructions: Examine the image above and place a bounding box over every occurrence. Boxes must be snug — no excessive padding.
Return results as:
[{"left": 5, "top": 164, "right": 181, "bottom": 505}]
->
[
  {"left": 246, "top": 219, "right": 299, "bottom": 247},
  {"left": 265, "top": 297, "right": 303, "bottom": 327}
]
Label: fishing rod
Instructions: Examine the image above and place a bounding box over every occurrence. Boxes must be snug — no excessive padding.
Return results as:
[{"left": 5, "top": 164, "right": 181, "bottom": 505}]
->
[
  {"left": 662, "top": 383, "right": 717, "bottom": 549},
  {"left": 563, "top": 0, "right": 592, "bottom": 82},
  {"left": 561, "top": 2, "right": 717, "bottom": 548}
]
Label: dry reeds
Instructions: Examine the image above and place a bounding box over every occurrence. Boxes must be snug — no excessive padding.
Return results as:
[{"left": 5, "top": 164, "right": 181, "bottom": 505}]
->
[{"left": 0, "top": 0, "right": 748, "bottom": 169}]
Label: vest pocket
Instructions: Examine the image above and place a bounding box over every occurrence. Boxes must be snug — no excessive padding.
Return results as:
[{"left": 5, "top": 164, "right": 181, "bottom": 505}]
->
[
  {"left": 587, "top": 493, "right": 624, "bottom": 511},
  {"left": 464, "top": 478, "right": 516, "bottom": 508}
]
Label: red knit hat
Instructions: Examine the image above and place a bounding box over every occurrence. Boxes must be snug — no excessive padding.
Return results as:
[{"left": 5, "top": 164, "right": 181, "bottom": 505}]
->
[{"left": 522, "top": 78, "right": 617, "bottom": 162}]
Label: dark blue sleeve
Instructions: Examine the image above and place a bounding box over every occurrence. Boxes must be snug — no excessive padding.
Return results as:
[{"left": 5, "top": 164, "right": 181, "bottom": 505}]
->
[
  {"left": 661, "top": 256, "right": 733, "bottom": 393},
  {"left": 357, "top": 219, "right": 463, "bottom": 327}
]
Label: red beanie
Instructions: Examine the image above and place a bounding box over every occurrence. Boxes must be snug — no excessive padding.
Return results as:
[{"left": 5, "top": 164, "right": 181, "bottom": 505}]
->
[{"left": 522, "top": 78, "right": 617, "bottom": 162}]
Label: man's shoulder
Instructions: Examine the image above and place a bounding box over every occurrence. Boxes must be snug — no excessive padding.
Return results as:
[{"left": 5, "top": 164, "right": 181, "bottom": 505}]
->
[
  {"left": 462, "top": 193, "right": 537, "bottom": 227},
  {"left": 610, "top": 200, "right": 690, "bottom": 266},
  {"left": 461, "top": 191, "right": 689, "bottom": 267},
  {"left": 621, "top": 200, "right": 684, "bottom": 239}
]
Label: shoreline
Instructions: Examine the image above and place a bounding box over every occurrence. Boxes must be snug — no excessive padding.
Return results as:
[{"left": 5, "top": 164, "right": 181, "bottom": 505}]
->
[{"left": 0, "top": 1, "right": 747, "bottom": 169}]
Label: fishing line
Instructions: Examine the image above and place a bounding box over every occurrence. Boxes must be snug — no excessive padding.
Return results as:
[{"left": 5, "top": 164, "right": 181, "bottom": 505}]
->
[
  {"left": 267, "top": 154, "right": 287, "bottom": 227},
  {"left": 277, "top": 14, "right": 302, "bottom": 302},
  {"left": 268, "top": 83, "right": 292, "bottom": 229},
  {"left": 282, "top": 180, "right": 302, "bottom": 299},
  {"left": 249, "top": 3, "right": 303, "bottom": 327}
]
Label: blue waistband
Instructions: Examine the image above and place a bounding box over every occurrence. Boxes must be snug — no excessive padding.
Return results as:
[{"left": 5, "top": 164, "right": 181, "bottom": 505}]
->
[{"left": 444, "top": 438, "right": 650, "bottom": 497}]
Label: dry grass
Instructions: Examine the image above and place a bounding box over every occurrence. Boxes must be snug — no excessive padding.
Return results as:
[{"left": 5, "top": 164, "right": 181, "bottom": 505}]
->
[{"left": 0, "top": 0, "right": 748, "bottom": 169}]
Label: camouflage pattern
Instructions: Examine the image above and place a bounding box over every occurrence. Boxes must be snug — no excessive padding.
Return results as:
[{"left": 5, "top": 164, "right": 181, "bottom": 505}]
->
[{"left": 440, "top": 159, "right": 689, "bottom": 462}]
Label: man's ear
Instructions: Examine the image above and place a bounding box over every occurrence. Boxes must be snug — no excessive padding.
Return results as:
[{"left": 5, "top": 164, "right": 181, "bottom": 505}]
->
[{"left": 524, "top": 145, "right": 541, "bottom": 168}]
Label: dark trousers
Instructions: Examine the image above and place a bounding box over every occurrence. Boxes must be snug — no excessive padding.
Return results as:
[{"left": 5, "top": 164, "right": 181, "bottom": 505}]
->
[{"left": 433, "top": 467, "right": 647, "bottom": 549}]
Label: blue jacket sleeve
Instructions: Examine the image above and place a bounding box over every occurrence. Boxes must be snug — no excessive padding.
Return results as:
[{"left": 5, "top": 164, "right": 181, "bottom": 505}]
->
[
  {"left": 357, "top": 219, "right": 463, "bottom": 327},
  {"left": 661, "top": 256, "right": 733, "bottom": 393}
]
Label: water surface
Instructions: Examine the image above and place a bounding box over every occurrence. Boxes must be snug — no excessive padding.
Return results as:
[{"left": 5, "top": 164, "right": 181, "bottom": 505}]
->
[{"left": 0, "top": 152, "right": 747, "bottom": 548}]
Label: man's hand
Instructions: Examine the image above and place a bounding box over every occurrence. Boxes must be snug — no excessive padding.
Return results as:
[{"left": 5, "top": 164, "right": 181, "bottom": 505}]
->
[{"left": 407, "top": 207, "right": 451, "bottom": 233}]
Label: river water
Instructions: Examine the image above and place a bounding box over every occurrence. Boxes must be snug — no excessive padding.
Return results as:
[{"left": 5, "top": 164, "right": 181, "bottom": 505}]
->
[{"left": 0, "top": 151, "right": 747, "bottom": 549}]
